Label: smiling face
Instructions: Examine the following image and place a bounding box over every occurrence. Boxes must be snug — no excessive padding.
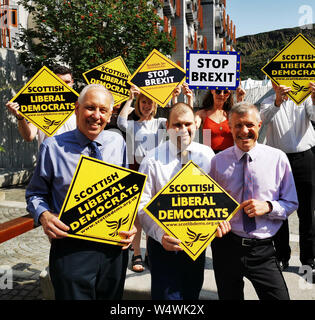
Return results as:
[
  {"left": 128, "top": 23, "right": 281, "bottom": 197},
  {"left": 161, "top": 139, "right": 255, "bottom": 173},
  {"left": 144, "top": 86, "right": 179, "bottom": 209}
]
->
[
  {"left": 229, "top": 109, "right": 261, "bottom": 152},
  {"left": 211, "top": 89, "right": 231, "bottom": 106},
  {"left": 75, "top": 88, "right": 112, "bottom": 140},
  {"left": 167, "top": 104, "right": 196, "bottom": 151},
  {"left": 138, "top": 95, "right": 155, "bottom": 119}
]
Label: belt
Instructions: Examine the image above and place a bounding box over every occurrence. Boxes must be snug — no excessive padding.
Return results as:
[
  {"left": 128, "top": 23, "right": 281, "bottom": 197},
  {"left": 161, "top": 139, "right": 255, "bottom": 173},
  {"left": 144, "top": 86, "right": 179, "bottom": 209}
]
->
[{"left": 228, "top": 232, "right": 273, "bottom": 247}]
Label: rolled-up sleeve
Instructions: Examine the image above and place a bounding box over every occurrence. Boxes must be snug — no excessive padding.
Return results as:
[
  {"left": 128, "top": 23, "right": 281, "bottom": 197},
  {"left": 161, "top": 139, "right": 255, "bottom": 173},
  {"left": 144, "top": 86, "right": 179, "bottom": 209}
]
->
[
  {"left": 117, "top": 115, "right": 129, "bottom": 132},
  {"left": 260, "top": 101, "right": 280, "bottom": 124}
]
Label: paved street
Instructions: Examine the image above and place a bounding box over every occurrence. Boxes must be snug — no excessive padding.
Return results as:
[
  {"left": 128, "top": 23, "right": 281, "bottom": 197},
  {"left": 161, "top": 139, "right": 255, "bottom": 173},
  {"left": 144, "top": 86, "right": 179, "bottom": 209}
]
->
[{"left": 0, "top": 184, "right": 315, "bottom": 300}]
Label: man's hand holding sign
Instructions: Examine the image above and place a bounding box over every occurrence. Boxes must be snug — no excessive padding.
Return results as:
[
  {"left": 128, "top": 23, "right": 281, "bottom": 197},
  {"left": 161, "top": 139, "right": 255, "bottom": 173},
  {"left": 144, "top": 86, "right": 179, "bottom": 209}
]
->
[
  {"left": 39, "top": 211, "right": 69, "bottom": 240},
  {"left": 39, "top": 209, "right": 137, "bottom": 250},
  {"left": 26, "top": 84, "right": 144, "bottom": 300},
  {"left": 272, "top": 81, "right": 315, "bottom": 107},
  {"left": 261, "top": 33, "right": 315, "bottom": 105},
  {"left": 9, "top": 66, "right": 79, "bottom": 137},
  {"left": 138, "top": 103, "right": 235, "bottom": 300},
  {"left": 161, "top": 221, "right": 231, "bottom": 252}
]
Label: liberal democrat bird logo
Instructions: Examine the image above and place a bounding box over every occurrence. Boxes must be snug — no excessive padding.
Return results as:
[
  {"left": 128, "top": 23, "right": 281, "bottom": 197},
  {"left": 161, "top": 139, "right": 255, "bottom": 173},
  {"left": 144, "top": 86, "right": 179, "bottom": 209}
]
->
[
  {"left": 106, "top": 215, "right": 129, "bottom": 237},
  {"left": 43, "top": 117, "right": 62, "bottom": 129},
  {"left": 291, "top": 81, "right": 309, "bottom": 96},
  {"left": 184, "top": 227, "right": 210, "bottom": 248}
]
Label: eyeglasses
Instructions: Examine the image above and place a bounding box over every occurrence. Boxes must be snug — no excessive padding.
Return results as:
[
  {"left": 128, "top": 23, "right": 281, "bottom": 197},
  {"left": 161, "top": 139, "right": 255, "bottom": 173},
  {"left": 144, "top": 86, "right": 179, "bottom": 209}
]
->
[{"left": 215, "top": 90, "right": 230, "bottom": 95}]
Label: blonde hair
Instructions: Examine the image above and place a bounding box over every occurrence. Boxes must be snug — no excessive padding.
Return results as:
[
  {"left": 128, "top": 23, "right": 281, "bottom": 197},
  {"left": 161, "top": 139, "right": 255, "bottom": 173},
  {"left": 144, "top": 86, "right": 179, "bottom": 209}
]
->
[{"left": 134, "top": 93, "right": 157, "bottom": 118}]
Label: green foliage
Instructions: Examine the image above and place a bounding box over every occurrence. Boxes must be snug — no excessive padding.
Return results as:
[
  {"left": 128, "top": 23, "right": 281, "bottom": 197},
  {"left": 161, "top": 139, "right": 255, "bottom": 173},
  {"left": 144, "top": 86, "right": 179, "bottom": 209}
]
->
[
  {"left": 236, "top": 25, "right": 315, "bottom": 80},
  {"left": 16, "top": 0, "right": 175, "bottom": 86}
]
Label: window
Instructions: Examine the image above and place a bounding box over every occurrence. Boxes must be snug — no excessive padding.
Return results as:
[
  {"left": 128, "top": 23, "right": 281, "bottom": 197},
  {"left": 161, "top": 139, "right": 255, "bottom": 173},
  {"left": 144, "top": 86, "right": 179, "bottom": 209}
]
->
[{"left": 10, "top": 9, "right": 17, "bottom": 27}]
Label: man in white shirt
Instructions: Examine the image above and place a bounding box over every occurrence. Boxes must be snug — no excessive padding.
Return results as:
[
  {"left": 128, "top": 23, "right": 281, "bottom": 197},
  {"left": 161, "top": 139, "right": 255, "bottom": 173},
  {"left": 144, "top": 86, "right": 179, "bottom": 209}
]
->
[
  {"left": 6, "top": 65, "right": 77, "bottom": 148},
  {"left": 260, "top": 81, "right": 315, "bottom": 276},
  {"left": 138, "top": 102, "right": 231, "bottom": 300}
]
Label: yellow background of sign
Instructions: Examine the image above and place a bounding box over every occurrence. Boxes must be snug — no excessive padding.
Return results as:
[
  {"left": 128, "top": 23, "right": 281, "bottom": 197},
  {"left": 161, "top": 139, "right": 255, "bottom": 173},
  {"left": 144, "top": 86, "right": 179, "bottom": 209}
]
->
[
  {"left": 58, "top": 156, "right": 147, "bottom": 246},
  {"left": 128, "top": 49, "right": 186, "bottom": 107},
  {"left": 65, "top": 159, "right": 130, "bottom": 210},
  {"left": 82, "top": 56, "right": 131, "bottom": 106},
  {"left": 261, "top": 34, "right": 315, "bottom": 105},
  {"left": 10, "top": 66, "right": 79, "bottom": 136},
  {"left": 162, "top": 165, "right": 223, "bottom": 194},
  {"left": 144, "top": 161, "right": 239, "bottom": 260}
]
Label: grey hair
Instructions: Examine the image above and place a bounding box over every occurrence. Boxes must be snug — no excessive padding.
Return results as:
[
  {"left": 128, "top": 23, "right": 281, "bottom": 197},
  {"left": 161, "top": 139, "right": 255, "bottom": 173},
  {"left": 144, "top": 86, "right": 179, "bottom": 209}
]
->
[
  {"left": 228, "top": 102, "right": 261, "bottom": 125},
  {"left": 78, "top": 84, "right": 114, "bottom": 111}
]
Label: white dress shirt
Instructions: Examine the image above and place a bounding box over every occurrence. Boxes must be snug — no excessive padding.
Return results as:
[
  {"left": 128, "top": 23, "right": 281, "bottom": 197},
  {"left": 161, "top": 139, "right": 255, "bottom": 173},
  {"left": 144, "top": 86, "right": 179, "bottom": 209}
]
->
[
  {"left": 138, "top": 140, "right": 215, "bottom": 243},
  {"left": 260, "top": 94, "right": 315, "bottom": 153}
]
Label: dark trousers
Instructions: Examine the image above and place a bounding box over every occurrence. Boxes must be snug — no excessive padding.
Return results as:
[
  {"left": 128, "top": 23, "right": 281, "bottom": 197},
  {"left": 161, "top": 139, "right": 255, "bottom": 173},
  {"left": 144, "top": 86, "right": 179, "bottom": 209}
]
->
[
  {"left": 147, "top": 237, "right": 205, "bottom": 300},
  {"left": 211, "top": 233, "right": 290, "bottom": 300},
  {"left": 273, "top": 219, "right": 291, "bottom": 262},
  {"left": 275, "top": 149, "right": 315, "bottom": 265},
  {"left": 49, "top": 238, "right": 128, "bottom": 300}
]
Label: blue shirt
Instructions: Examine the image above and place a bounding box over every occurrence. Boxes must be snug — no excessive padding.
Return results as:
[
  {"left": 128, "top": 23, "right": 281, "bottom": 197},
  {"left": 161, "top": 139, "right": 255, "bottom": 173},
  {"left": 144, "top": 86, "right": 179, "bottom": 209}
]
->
[{"left": 26, "top": 128, "right": 127, "bottom": 225}]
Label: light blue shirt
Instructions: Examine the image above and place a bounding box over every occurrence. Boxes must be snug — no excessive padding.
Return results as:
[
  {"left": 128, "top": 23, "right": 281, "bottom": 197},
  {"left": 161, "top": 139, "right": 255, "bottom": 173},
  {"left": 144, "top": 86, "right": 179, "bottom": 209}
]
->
[
  {"left": 210, "top": 143, "right": 298, "bottom": 239},
  {"left": 26, "top": 128, "right": 126, "bottom": 225}
]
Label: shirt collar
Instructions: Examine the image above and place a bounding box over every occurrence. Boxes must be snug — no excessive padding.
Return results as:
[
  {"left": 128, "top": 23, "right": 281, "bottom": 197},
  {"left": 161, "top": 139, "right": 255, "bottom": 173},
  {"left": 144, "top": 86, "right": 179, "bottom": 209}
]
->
[
  {"left": 167, "top": 141, "right": 196, "bottom": 158},
  {"left": 74, "top": 129, "right": 106, "bottom": 148},
  {"left": 233, "top": 143, "right": 259, "bottom": 162}
]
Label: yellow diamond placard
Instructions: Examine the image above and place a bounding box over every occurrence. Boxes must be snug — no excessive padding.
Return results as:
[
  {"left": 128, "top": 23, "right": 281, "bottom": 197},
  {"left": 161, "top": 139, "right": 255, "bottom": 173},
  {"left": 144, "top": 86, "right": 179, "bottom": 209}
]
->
[
  {"left": 143, "top": 161, "right": 239, "bottom": 260},
  {"left": 261, "top": 33, "right": 315, "bottom": 105},
  {"left": 128, "top": 49, "right": 186, "bottom": 107},
  {"left": 58, "top": 156, "right": 147, "bottom": 246},
  {"left": 82, "top": 56, "right": 131, "bottom": 106},
  {"left": 10, "top": 66, "right": 79, "bottom": 136}
]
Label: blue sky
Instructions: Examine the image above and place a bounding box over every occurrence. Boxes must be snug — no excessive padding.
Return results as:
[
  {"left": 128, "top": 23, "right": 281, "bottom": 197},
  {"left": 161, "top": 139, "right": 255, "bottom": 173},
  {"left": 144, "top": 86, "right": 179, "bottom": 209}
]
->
[{"left": 226, "top": 0, "right": 314, "bottom": 38}]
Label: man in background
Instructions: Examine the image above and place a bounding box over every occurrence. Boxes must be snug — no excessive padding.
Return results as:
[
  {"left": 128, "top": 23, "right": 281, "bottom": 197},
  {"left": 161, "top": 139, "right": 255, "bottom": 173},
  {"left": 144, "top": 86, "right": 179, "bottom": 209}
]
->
[
  {"left": 260, "top": 82, "right": 315, "bottom": 276},
  {"left": 6, "top": 65, "right": 77, "bottom": 148}
]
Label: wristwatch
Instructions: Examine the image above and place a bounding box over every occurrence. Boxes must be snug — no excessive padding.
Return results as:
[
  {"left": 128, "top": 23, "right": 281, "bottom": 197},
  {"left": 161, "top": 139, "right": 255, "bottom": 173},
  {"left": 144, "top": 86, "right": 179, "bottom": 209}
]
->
[{"left": 266, "top": 201, "right": 273, "bottom": 214}]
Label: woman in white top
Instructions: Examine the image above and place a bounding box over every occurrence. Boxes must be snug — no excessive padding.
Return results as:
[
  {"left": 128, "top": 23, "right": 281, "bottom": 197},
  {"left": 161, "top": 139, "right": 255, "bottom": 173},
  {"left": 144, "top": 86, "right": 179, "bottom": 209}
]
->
[
  {"left": 117, "top": 85, "right": 167, "bottom": 272},
  {"left": 117, "top": 86, "right": 167, "bottom": 169}
]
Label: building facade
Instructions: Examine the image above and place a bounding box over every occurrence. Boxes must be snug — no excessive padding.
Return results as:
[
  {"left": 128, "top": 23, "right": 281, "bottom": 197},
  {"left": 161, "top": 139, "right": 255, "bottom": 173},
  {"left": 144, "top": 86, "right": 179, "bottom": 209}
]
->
[
  {"left": 0, "top": 0, "right": 237, "bottom": 180},
  {"left": 158, "top": 0, "right": 236, "bottom": 70}
]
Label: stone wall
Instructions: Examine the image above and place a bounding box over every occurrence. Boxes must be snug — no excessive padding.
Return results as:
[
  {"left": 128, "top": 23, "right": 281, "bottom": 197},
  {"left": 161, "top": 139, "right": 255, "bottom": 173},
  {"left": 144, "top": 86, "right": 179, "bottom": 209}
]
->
[{"left": 0, "top": 48, "right": 37, "bottom": 186}]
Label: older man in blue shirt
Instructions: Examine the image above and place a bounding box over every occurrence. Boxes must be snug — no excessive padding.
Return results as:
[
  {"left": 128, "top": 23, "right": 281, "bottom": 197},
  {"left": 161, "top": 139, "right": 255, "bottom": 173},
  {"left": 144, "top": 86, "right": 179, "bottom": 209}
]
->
[{"left": 26, "top": 84, "right": 136, "bottom": 300}]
